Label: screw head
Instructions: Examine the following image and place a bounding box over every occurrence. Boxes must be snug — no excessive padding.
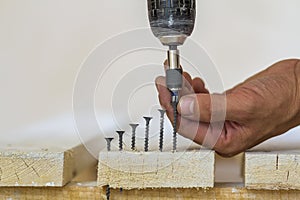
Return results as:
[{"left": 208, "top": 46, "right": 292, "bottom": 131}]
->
[
  {"left": 105, "top": 138, "right": 114, "bottom": 143},
  {"left": 158, "top": 109, "right": 166, "bottom": 117},
  {"left": 143, "top": 117, "right": 153, "bottom": 124},
  {"left": 116, "top": 131, "right": 125, "bottom": 137},
  {"left": 129, "top": 124, "right": 139, "bottom": 131}
]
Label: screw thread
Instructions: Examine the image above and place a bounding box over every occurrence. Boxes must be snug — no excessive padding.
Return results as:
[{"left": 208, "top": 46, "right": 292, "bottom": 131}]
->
[
  {"left": 106, "top": 185, "right": 110, "bottom": 200},
  {"left": 116, "top": 131, "right": 125, "bottom": 151},
  {"left": 131, "top": 134, "right": 136, "bottom": 150},
  {"left": 145, "top": 124, "right": 149, "bottom": 152},
  {"left": 143, "top": 117, "right": 152, "bottom": 152},
  {"left": 104, "top": 138, "right": 112, "bottom": 200},
  {"left": 158, "top": 109, "right": 166, "bottom": 152},
  {"left": 172, "top": 102, "right": 178, "bottom": 152},
  {"left": 119, "top": 138, "right": 123, "bottom": 151},
  {"left": 129, "top": 124, "right": 139, "bottom": 151},
  {"left": 105, "top": 138, "right": 113, "bottom": 151}
]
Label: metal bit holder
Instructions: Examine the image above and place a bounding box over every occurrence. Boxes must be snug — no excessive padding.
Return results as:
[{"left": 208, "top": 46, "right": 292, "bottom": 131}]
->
[{"left": 166, "top": 46, "right": 182, "bottom": 103}]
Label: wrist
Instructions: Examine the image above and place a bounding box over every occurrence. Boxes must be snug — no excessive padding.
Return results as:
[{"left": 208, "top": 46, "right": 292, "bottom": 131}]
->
[
  {"left": 295, "top": 60, "right": 300, "bottom": 122},
  {"left": 277, "top": 59, "right": 300, "bottom": 128}
]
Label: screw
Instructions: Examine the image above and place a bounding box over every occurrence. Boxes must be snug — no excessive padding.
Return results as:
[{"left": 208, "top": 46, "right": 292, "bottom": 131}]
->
[
  {"left": 105, "top": 138, "right": 114, "bottom": 151},
  {"left": 106, "top": 185, "right": 110, "bottom": 200},
  {"left": 143, "top": 117, "right": 152, "bottom": 152},
  {"left": 158, "top": 109, "right": 166, "bottom": 152},
  {"left": 116, "top": 131, "right": 125, "bottom": 151},
  {"left": 104, "top": 138, "right": 113, "bottom": 200},
  {"left": 129, "top": 124, "right": 139, "bottom": 150}
]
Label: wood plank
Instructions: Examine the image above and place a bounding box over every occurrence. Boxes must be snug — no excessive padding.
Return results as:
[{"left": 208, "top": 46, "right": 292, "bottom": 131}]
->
[
  {"left": 1, "top": 183, "right": 300, "bottom": 200},
  {"left": 0, "top": 145, "right": 95, "bottom": 187},
  {"left": 97, "top": 150, "right": 215, "bottom": 189},
  {"left": 245, "top": 151, "right": 300, "bottom": 190},
  {"left": 106, "top": 185, "right": 300, "bottom": 200}
]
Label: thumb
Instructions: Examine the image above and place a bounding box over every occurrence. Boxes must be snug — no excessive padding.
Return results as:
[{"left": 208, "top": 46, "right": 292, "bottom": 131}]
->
[{"left": 178, "top": 93, "right": 239, "bottom": 122}]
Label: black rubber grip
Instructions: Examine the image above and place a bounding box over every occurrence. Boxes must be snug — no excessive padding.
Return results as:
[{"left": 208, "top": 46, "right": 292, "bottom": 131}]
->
[{"left": 166, "top": 69, "right": 183, "bottom": 89}]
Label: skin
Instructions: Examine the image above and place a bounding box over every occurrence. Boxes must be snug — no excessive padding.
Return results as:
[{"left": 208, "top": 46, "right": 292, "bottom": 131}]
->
[{"left": 155, "top": 59, "right": 300, "bottom": 157}]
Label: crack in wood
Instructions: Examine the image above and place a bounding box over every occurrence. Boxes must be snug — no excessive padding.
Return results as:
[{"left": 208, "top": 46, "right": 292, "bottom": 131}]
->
[
  {"left": 21, "top": 158, "right": 29, "bottom": 168},
  {"left": 276, "top": 154, "right": 279, "bottom": 170},
  {"left": 0, "top": 144, "right": 94, "bottom": 187},
  {"left": 246, "top": 152, "right": 300, "bottom": 189},
  {"left": 32, "top": 166, "right": 40, "bottom": 177},
  {"left": 15, "top": 170, "right": 20, "bottom": 181}
]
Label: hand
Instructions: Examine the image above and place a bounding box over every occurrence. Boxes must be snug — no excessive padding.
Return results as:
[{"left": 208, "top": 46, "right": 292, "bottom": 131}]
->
[{"left": 155, "top": 59, "right": 300, "bottom": 157}]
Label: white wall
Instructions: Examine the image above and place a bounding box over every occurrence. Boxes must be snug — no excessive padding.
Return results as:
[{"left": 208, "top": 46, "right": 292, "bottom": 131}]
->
[{"left": 0, "top": 0, "right": 300, "bottom": 181}]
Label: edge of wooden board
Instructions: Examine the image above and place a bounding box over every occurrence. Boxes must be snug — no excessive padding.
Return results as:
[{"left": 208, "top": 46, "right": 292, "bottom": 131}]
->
[
  {"left": 245, "top": 151, "right": 300, "bottom": 190},
  {"left": 0, "top": 144, "right": 96, "bottom": 187},
  {"left": 97, "top": 150, "right": 215, "bottom": 189}
]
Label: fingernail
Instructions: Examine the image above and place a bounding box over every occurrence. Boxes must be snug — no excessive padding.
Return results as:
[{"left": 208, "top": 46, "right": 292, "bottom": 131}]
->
[
  {"left": 179, "top": 96, "right": 194, "bottom": 116},
  {"left": 164, "top": 60, "right": 168, "bottom": 66}
]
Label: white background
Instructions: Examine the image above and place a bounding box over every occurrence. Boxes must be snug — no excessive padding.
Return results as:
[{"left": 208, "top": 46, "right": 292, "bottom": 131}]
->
[{"left": 0, "top": 0, "right": 300, "bottom": 182}]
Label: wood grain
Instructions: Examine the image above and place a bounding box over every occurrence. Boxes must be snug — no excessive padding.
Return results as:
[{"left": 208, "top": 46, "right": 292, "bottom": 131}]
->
[
  {"left": 97, "top": 150, "right": 215, "bottom": 189},
  {"left": 1, "top": 183, "right": 300, "bottom": 200},
  {"left": 0, "top": 145, "right": 95, "bottom": 187},
  {"left": 245, "top": 151, "right": 300, "bottom": 190}
]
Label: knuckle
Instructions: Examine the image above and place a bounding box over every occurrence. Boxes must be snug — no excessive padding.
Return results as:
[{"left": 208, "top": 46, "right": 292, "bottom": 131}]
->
[
  {"left": 214, "top": 132, "right": 240, "bottom": 157},
  {"left": 215, "top": 145, "right": 238, "bottom": 157},
  {"left": 196, "top": 99, "right": 211, "bottom": 120}
]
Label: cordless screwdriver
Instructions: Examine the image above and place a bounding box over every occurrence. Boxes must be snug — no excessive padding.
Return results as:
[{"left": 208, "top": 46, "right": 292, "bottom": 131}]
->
[{"left": 147, "top": 0, "right": 196, "bottom": 151}]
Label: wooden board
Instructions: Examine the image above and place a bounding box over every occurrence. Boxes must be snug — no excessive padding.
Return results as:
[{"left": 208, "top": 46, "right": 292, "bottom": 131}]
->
[
  {"left": 1, "top": 160, "right": 299, "bottom": 200},
  {"left": 97, "top": 150, "right": 215, "bottom": 189},
  {"left": 1, "top": 183, "right": 300, "bottom": 200},
  {"left": 0, "top": 145, "right": 95, "bottom": 187},
  {"left": 245, "top": 151, "right": 300, "bottom": 190}
]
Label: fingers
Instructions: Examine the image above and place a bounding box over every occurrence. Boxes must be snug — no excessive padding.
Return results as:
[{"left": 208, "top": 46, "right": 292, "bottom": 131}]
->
[
  {"left": 163, "top": 101, "right": 228, "bottom": 152},
  {"left": 155, "top": 82, "right": 213, "bottom": 147},
  {"left": 180, "top": 72, "right": 194, "bottom": 96},
  {"left": 155, "top": 76, "right": 172, "bottom": 111},
  {"left": 156, "top": 72, "right": 236, "bottom": 153},
  {"left": 178, "top": 93, "right": 242, "bottom": 123},
  {"left": 192, "top": 77, "right": 209, "bottom": 93},
  {"left": 182, "top": 75, "right": 209, "bottom": 96},
  {"left": 177, "top": 116, "right": 210, "bottom": 145},
  {"left": 183, "top": 72, "right": 193, "bottom": 90},
  {"left": 163, "top": 60, "right": 208, "bottom": 95}
]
